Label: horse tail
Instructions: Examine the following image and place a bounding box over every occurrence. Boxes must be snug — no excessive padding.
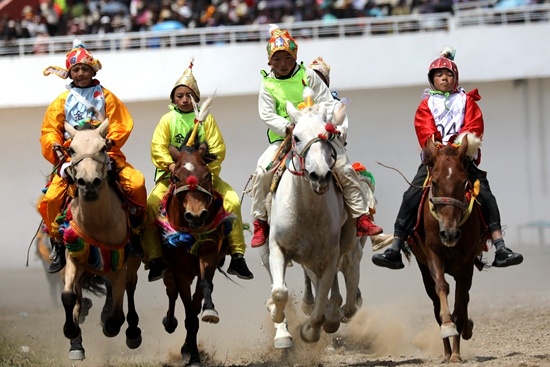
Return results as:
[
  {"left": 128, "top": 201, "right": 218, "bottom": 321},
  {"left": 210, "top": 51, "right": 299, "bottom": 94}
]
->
[{"left": 81, "top": 274, "right": 108, "bottom": 297}]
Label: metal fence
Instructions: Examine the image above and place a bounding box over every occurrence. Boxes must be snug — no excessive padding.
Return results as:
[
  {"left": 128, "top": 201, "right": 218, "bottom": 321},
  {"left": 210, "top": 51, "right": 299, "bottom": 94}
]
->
[{"left": 1, "top": 3, "right": 548, "bottom": 57}]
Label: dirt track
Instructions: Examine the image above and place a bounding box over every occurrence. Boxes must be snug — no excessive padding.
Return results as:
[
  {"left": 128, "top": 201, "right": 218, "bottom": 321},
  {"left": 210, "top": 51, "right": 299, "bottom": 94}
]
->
[{"left": 1, "top": 245, "right": 549, "bottom": 367}]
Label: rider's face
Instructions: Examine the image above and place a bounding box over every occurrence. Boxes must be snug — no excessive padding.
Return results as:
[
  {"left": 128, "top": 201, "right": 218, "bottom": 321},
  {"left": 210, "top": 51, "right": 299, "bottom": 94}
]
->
[
  {"left": 432, "top": 69, "right": 455, "bottom": 92},
  {"left": 269, "top": 51, "right": 296, "bottom": 78},
  {"left": 172, "top": 85, "right": 197, "bottom": 113},
  {"left": 69, "top": 64, "right": 95, "bottom": 88}
]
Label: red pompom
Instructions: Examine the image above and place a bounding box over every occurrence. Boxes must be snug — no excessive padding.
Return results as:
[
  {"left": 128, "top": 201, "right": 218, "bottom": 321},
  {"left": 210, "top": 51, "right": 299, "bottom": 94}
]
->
[
  {"left": 186, "top": 176, "right": 198, "bottom": 190},
  {"left": 325, "top": 123, "right": 337, "bottom": 135}
]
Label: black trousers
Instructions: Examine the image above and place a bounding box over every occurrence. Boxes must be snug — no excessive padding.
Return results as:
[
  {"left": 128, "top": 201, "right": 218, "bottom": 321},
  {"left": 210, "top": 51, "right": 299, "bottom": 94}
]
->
[{"left": 393, "top": 162, "right": 502, "bottom": 240}]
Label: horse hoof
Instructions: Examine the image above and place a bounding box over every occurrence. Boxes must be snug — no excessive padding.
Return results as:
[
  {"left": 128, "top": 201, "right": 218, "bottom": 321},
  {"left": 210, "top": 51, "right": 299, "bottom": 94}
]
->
[
  {"left": 274, "top": 336, "right": 293, "bottom": 349},
  {"left": 462, "top": 319, "right": 474, "bottom": 340},
  {"left": 440, "top": 322, "right": 459, "bottom": 338},
  {"left": 163, "top": 316, "right": 178, "bottom": 333},
  {"left": 300, "top": 323, "right": 321, "bottom": 343},
  {"left": 69, "top": 349, "right": 85, "bottom": 360},
  {"left": 201, "top": 309, "right": 219, "bottom": 324},
  {"left": 126, "top": 328, "right": 142, "bottom": 349},
  {"left": 323, "top": 321, "right": 340, "bottom": 334}
]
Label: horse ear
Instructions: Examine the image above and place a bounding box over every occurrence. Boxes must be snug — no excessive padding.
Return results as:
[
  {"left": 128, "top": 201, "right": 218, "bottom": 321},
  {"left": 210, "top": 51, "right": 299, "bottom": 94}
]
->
[
  {"left": 423, "top": 139, "right": 437, "bottom": 167},
  {"left": 97, "top": 118, "right": 109, "bottom": 138},
  {"left": 286, "top": 100, "right": 300, "bottom": 124},
  {"left": 457, "top": 134, "right": 470, "bottom": 160},
  {"left": 168, "top": 145, "right": 180, "bottom": 162},
  {"left": 64, "top": 121, "right": 77, "bottom": 139}
]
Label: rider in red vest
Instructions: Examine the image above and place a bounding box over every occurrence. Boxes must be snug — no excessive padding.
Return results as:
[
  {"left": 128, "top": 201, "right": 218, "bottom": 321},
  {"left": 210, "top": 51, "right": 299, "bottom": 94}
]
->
[{"left": 372, "top": 46, "right": 523, "bottom": 270}]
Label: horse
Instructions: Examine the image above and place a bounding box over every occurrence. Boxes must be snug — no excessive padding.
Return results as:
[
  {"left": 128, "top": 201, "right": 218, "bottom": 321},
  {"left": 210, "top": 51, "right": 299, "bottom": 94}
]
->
[
  {"left": 409, "top": 134, "right": 488, "bottom": 362},
  {"left": 59, "top": 120, "right": 143, "bottom": 360},
  {"left": 265, "top": 90, "right": 356, "bottom": 348},
  {"left": 157, "top": 131, "right": 233, "bottom": 366}
]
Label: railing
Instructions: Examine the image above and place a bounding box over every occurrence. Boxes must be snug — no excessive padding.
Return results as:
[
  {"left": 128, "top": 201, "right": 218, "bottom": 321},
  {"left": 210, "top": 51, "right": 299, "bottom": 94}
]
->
[{"left": 1, "top": 3, "right": 548, "bottom": 57}]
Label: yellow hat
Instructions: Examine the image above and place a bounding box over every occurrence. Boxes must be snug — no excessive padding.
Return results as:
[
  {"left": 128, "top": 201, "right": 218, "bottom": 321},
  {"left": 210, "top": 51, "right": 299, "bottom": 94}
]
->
[
  {"left": 171, "top": 57, "right": 200, "bottom": 101},
  {"left": 309, "top": 56, "right": 331, "bottom": 86},
  {"left": 266, "top": 24, "right": 298, "bottom": 61}
]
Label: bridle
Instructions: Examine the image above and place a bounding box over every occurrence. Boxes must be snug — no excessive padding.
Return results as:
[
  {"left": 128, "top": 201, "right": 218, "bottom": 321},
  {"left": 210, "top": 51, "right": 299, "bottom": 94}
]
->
[
  {"left": 286, "top": 134, "right": 337, "bottom": 176},
  {"left": 428, "top": 178, "right": 478, "bottom": 226},
  {"left": 65, "top": 150, "right": 110, "bottom": 184}
]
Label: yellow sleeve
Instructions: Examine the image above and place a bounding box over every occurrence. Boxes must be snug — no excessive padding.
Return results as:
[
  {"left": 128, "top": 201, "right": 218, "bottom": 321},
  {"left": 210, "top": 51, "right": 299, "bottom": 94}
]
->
[
  {"left": 40, "top": 91, "right": 68, "bottom": 165},
  {"left": 150, "top": 113, "right": 174, "bottom": 171},
  {"left": 203, "top": 114, "right": 226, "bottom": 177}
]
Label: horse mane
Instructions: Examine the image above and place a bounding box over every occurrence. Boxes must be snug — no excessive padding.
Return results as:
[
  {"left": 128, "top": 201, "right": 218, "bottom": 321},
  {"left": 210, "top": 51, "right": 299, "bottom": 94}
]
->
[
  {"left": 178, "top": 130, "right": 217, "bottom": 163},
  {"left": 74, "top": 122, "right": 96, "bottom": 131}
]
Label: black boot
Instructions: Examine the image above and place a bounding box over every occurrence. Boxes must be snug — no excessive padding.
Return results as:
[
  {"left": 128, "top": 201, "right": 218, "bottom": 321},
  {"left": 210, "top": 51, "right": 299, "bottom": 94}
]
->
[
  {"left": 129, "top": 215, "right": 145, "bottom": 258},
  {"left": 492, "top": 245, "right": 523, "bottom": 267},
  {"left": 228, "top": 253, "right": 254, "bottom": 280},
  {"left": 48, "top": 239, "right": 66, "bottom": 274},
  {"left": 148, "top": 258, "right": 165, "bottom": 282},
  {"left": 372, "top": 237, "right": 405, "bottom": 270}
]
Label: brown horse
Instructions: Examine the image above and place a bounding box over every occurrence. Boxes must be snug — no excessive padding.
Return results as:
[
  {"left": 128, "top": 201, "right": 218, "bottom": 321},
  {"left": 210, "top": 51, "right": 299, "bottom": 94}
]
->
[
  {"left": 59, "top": 120, "right": 143, "bottom": 360},
  {"left": 410, "top": 135, "right": 488, "bottom": 363},
  {"left": 157, "top": 133, "right": 232, "bottom": 366}
]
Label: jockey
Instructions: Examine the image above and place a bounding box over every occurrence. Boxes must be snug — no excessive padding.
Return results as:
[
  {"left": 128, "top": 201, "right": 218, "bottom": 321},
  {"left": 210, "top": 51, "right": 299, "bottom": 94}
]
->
[
  {"left": 142, "top": 58, "right": 253, "bottom": 282},
  {"left": 39, "top": 39, "right": 147, "bottom": 274},
  {"left": 250, "top": 25, "right": 383, "bottom": 249},
  {"left": 372, "top": 46, "right": 523, "bottom": 269},
  {"left": 308, "top": 56, "right": 394, "bottom": 251}
]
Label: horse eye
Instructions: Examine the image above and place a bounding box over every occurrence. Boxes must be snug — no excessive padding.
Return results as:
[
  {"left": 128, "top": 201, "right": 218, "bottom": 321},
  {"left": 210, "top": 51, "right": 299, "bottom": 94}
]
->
[
  {"left": 293, "top": 136, "right": 301, "bottom": 143},
  {"left": 67, "top": 148, "right": 75, "bottom": 156}
]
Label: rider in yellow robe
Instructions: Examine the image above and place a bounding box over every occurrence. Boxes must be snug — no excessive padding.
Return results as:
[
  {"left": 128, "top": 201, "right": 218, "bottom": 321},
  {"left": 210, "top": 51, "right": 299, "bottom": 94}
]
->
[{"left": 142, "top": 58, "right": 253, "bottom": 282}]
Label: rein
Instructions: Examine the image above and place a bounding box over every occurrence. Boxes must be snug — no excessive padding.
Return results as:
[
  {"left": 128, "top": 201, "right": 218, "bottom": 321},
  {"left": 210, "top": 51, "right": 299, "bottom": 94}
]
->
[{"left": 287, "top": 136, "right": 337, "bottom": 176}]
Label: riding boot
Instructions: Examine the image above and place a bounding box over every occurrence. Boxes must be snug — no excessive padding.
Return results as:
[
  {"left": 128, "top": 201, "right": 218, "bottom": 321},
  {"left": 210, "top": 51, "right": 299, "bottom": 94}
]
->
[
  {"left": 129, "top": 214, "right": 145, "bottom": 258},
  {"left": 492, "top": 239, "right": 523, "bottom": 267},
  {"left": 356, "top": 214, "right": 383, "bottom": 237},
  {"left": 371, "top": 237, "right": 405, "bottom": 270},
  {"left": 148, "top": 258, "right": 166, "bottom": 282},
  {"left": 227, "top": 253, "right": 254, "bottom": 280},
  {"left": 48, "top": 238, "right": 66, "bottom": 274},
  {"left": 251, "top": 219, "right": 269, "bottom": 248}
]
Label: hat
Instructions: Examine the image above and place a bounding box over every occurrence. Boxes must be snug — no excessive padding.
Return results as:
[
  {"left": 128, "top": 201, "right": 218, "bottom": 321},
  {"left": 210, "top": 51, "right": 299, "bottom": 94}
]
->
[
  {"left": 171, "top": 57, "right": 200, "bottom": 101},
  {"left": 43, "top": 39, "right": 102, "bottom": 79},
  {"left": 428, "top": 46, "right": 459, "bottom": 90},
  {"left": 309, "top": 56, "right": 331, "bottom": 86},
  {"left": 266, "top": 24, "right": 298, "bottom": 61}
]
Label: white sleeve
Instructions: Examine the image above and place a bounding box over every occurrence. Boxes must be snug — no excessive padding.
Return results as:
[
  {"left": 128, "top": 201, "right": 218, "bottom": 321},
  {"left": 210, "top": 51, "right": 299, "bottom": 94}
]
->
[{"left": 258, "top": 82, "right": 290, "bottom": 136}]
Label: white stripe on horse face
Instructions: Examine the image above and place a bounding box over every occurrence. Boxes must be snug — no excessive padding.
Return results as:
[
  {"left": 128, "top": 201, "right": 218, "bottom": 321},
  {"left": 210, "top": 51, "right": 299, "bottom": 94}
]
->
[
  {"left": 447, "top": 167, "right": 453, "bottom": 180},
  {"left": 184, "top": 162, "right": 195, "bottom": 172}
]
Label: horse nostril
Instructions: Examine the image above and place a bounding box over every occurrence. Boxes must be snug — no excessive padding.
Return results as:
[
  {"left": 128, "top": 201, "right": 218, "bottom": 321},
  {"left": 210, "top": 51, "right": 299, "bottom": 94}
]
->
[
  {"left": 309, "top": 172, "right": 319, "bottom": 182},
  {"left": 453, "top": 230, "right": 461, "bottom": 241},
  {"left": 184, "top": 212, "right": 194, "bottom": 222},
  {"left": 77, "top": 178, "right": 86, "bottom": 186},
  {"left": 92, "top": 178, "right": 102, "bottom": 187},
  {"left": 199, "top": 210, "right": 208, "bottom": 222}
]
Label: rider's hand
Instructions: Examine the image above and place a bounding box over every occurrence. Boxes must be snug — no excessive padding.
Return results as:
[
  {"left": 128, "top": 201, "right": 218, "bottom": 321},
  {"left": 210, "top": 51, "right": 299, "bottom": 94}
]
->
[{"left": 169, "top": 163, "right": 176, "bottom": 173}]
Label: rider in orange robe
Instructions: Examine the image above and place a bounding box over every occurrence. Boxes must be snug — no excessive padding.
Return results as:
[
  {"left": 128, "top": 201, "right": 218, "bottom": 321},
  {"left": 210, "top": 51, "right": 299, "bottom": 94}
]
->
[{"left": 38, "top": 39, "right": 147, "bottom": 274}]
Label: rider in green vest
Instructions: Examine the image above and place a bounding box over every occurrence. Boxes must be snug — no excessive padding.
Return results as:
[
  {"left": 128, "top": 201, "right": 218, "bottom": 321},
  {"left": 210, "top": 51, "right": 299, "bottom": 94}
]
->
[{"left": 250, "top": 25, "right": 383, "bottom": 252}]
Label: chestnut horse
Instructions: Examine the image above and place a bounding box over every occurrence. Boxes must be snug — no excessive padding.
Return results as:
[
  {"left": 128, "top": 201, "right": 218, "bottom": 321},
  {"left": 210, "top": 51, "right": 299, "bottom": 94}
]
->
[
  {"left": 59, "top": 120, "right": 143, "bottom": 360},
  {"left": 410, "top": 135, "right": 488, "bottom": 362},
  {"left": 157, "top": 133, "right": 233, "bottom": 366}
]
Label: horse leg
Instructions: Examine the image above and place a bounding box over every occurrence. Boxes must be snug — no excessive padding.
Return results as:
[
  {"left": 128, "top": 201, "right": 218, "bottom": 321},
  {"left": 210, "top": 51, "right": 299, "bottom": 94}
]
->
[
  {"left": 323, "top": 272, "right": 343, "bottom": 334},
  {"left": 268, "top": 241, "right": 288, "bottom": 324},
  {"left": 339, "top": 243, "right": 362, "bottom": 322},
  {"left": 68, "top": 334, "right": 85, "bottom": 361},
  {"left": 425, "top": 253, "right": 457, "bottom": 339},
  {"left": 199, "top": 260, "right": 219, "bottom": 323},
  {"left": 162, "top": 269, "right": 179, "bottom": 333},
  {"left": 100, "top": 279, "right": 113, "bottom": 325},
  {"left": 300, "top": 260, "right": 338, "bottom": 343},
  {"left": 125, "top": 256, "right": 142, "bottom": 349},
  {"left": 181, "top": 283, "right": 201, "bottom": 366},
  {"left": 103, "top": 270, "right": 126, "bottom": 337},
  {"left": 302, "top": 267, "right": 315, "bottom": 316},
  {"left": 448, "top": 269, "right": 475, "bottom": 363},
  {"left": 62, "top": 259, "right": 81, "bottom": 341}
]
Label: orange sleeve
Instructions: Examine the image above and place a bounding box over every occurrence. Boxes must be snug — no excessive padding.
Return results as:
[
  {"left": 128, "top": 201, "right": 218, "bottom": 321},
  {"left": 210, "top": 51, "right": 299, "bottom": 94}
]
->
[
  {"left": 40, "top": 91, "right": 68, "bottom": 165},
  {"left": 102, "top": 87, "right": 134, "bottom": 164}
]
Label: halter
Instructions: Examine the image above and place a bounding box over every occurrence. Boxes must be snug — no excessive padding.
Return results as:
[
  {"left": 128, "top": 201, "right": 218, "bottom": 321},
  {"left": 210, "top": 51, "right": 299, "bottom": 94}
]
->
[
  {"left": 65, "top": 151, "right": 110, "bottom": 183},
  {"left": 173, "top": 182, "right": 213, "bottom": 199},
  {"left": 428, "top": 179, "right": 478, "bottom": 227},
  {"left": 286, "top": 135, "right": 337, "bottom": 176}
]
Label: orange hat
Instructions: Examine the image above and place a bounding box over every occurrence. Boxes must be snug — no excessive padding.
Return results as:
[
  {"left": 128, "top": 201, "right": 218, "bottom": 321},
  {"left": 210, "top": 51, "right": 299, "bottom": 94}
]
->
[
  {"left": 43, "top": 39, "right": 102, "bottom": 79},
  {"left": 309, "top": 56, "right": 331, "bottom": 86},
  {"left": 266, "top": 24, "right": 298, "bottom": 61}
]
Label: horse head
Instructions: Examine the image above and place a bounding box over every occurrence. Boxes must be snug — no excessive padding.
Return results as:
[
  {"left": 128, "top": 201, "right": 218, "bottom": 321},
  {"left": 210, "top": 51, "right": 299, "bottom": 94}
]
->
[
  {"left": 285, "top": 88, "right": 346, "bottom": 195},
  {"left": 168, "top": 134, "right": 216, "bottom": 230},
  {"left": 64, "top": 119, "right": 112, "bottom": 201},
  {"left": 423, "top": 134, "right": 474, "bottom": 247}
]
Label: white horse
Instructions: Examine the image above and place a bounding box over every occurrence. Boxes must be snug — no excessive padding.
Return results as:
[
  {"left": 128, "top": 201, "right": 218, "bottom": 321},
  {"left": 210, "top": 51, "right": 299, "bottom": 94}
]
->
[
  {"left": 60, "top": 120, "right": 142, "bottom": 360},
  {"left": 265, "top": 92, "right": 356, "bottom": 348}
]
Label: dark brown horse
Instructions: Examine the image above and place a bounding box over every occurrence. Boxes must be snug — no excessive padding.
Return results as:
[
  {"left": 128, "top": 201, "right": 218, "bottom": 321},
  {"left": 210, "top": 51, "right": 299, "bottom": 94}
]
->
[
  {"left": 157, "top": 135, "right": 232, "bottom": 366},
  {"left": 410, "top": 135, "right": 488, "bottom": 362}
]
